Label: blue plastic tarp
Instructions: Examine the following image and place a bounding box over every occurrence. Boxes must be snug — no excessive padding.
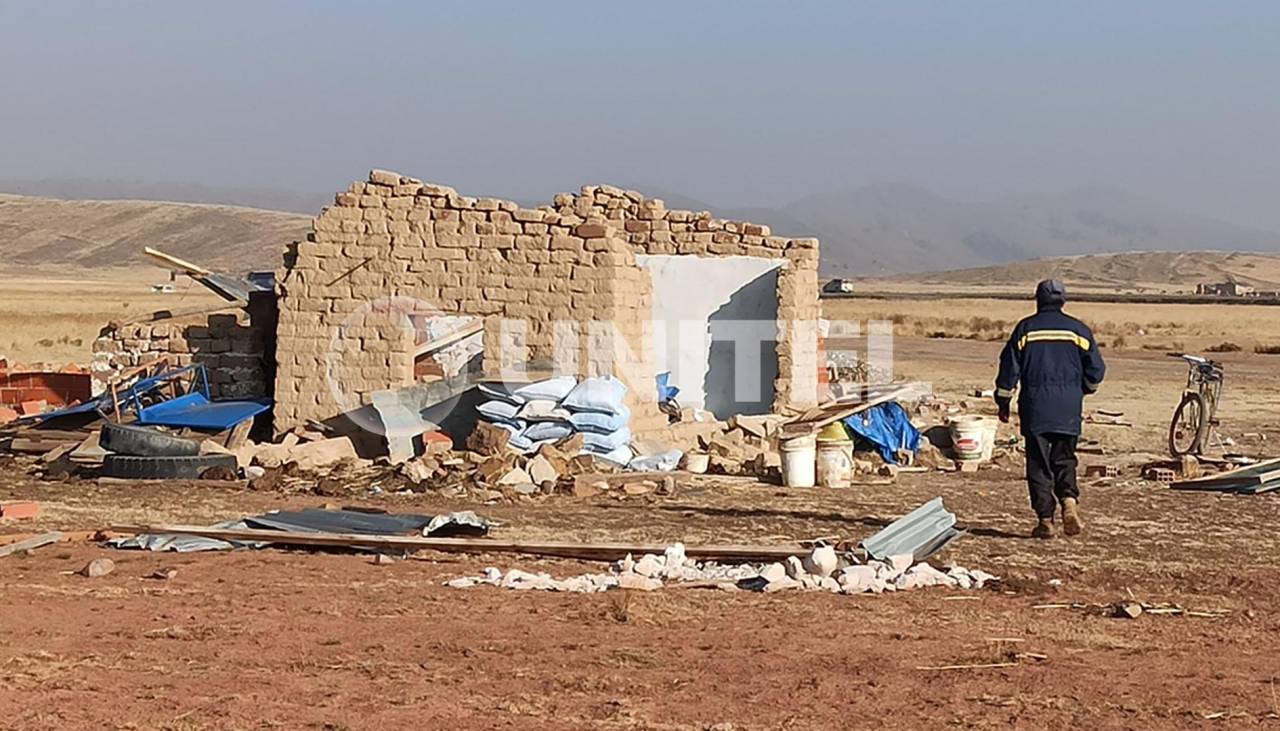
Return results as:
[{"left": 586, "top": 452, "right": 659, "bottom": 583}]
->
[{"left": 842, "top": 402, "right": 921, "bottom": 464}]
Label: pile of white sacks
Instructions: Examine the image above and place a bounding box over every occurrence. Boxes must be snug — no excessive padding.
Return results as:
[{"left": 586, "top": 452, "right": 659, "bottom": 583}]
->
[
  {"left": 477, "top": 375, "right": 632, "bottom": 464},
  {"left": 443, "top": 543, "right": 997, "bottom": 595}
]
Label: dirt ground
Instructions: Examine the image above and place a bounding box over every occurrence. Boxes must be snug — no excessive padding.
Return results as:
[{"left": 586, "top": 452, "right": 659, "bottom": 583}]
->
[{"left": 3, "top": 339, "right": 1280, "bottom": 729}]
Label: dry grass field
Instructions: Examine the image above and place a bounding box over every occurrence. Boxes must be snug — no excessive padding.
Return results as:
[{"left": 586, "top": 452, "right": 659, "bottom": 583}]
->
[
  {"left": 824, "top": 296, "right": 1280, "bottom": 354},
  {"left": 0, "top": 273, "right": 224, "bottom": 364}
]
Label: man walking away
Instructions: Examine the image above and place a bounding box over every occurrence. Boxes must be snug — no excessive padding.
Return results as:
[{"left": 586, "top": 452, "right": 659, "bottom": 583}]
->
[{"left": 995, "top": 280, "right": 1106, "bottom": 539}]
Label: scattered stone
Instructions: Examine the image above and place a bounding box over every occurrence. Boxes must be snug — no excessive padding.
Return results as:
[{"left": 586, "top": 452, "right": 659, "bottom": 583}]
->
[
  {"left": 79, "top": 558, "right": 115, "bottom": 578},
  {"left": 466, "top": 421, "right": 511, "bottom": 456},
  {"left": 372, "top": 553, "right": 398, "bottom": 565},
  {"left": 498, "top": 467, "right": 533, "bottom": 486},
  {"left": 1115, "top": 601, "right": 1144, "bottom": 619},
  {"left": 633, "top": 554, "right": 664, "bottom": 578},
  {"left": 526, "top": 454, "right": 559, "bottom": 485},
  {"left": 622, "top": 481, "right": 655, "bottom": 496},
  {"left": 443, "top": 546, "right": 997, "bottom": 598},
  {"left": 146, "top": 567, "right": 178, "bottom": 581},
  {"left": 617, "top": 573, "right": 662, "bottom": 591},
  {"left": 758, "top": 562, "right": 787, "bottom": 583},
  {"left": 801, "top": 545, "right": 838, "bottom": 578},
  {"left": 287, "top": 436, "right": 358, "bottom": 471}
]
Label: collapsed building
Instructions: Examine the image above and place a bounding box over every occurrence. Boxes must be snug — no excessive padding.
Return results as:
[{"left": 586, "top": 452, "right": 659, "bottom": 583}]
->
[{"left": 94, "top": 170, "right": 822, "bottom": 449}]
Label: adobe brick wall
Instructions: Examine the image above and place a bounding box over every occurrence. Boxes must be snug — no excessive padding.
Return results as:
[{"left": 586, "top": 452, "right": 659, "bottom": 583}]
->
[
  {"left": 272, "top": 170, "right": 820, "bottom": 434},
  {"left": 92, "top": 311, "right": 270, "bottom": 399}
]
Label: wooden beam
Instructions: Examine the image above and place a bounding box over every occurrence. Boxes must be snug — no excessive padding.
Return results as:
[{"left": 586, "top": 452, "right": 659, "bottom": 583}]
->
[
  {"left": 110, "top": 524, "right": 809, "bottom": 562},
  {"left": 143, "top": 247, "right": 212, "bottom": 276},
  {"left": 414, "top": 321, "right": 484, "bottom": 359},
  {"left": 0, "top": 531, "right": 64, "bottom": 558}
]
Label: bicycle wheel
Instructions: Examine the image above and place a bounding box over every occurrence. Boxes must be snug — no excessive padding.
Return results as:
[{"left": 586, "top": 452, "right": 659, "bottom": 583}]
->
[{"left": 1168, "top": 392, "right": 1209, "bottom": 457}]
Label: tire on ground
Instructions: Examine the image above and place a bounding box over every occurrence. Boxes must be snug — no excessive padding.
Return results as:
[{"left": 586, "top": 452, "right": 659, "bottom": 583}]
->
[
  {"left": 100, "top": 422, "right": 200, "bottom": 457},
  {"left": 101, "top": 454, "right": 238, "bottom": 480}
]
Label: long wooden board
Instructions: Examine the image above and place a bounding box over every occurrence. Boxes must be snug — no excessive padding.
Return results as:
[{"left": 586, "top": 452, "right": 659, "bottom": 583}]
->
[
  {"left": 111, "top": 524, "right": 810, "bottom": 562},
  {"left": 0, "top": 531, "right": 64, "bottom": 558},
  {"left": 1169, "top": 457, "right": 1280, "bottom": 490}
]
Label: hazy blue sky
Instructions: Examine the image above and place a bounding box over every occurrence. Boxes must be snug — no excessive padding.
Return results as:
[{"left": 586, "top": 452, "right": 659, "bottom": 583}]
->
[{"left": 2, "top": 2, "right": 1279, "bottom": 229}]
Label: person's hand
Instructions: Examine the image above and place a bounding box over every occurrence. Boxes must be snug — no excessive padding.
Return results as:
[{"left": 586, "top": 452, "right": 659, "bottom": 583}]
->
[{"left": 997, "top": 401, "right": 1011, "bottom": 424}]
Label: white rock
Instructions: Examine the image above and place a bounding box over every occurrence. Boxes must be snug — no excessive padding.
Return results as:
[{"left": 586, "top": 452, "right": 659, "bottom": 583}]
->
[
  {"left": 634, "top": 554, "right": 665, "bottom": 578},
  {"left": 662, "top": 543, "right": 687, "bottom": 578},
  {"left": 818, "top": 576, "right": 841, "bottom": 593},
  {"left": 802, "top": 545, "right": 838, "bottom": 578},
  {"left": 445, "top": 577, "right": 478, "bottom": 588},
  {"left": 784, "top": 556, "right": 806, "bottom": 580},
  {"left": 758, "top": 562, "right": 788, "bottom": 583},
  {"left": 616, "top": 553, "right": 635, "bottom": 574}
]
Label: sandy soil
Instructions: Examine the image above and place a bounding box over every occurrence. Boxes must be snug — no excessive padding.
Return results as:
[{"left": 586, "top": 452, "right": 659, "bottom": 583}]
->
[{"left": 2, "top": 339, "right": 1280, "bottom": 729}]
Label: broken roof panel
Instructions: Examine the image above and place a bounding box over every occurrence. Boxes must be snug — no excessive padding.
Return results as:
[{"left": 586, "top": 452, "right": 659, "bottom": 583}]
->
[{"left": 861, "top": 497, "right": 961, "bottom": 562}]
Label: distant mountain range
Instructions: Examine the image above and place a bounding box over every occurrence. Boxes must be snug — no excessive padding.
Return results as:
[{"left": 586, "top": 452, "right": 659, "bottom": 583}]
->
[
  {"left": 4, "top": 178, "right": 1280, "bottom": 276},
  {"left": 637, "top": 183, "right": 1280, "bottom": 276}
]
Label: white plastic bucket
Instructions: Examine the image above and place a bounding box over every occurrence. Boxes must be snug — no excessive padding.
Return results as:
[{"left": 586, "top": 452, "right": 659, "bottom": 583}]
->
[
  {"left": 950, "top": 415, "right": 994, "bottom": 461},
  {"left": 781, "top": 435, "right": 817, "bottom": 487},
  {"left": 816, "top": 438, "right": 854, "bottom": 488}
]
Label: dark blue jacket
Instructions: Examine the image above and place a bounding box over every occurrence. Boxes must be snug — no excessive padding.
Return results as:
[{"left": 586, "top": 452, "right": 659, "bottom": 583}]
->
[{"left": 995, "top": 306, "right": 1106, "bottom": 436}]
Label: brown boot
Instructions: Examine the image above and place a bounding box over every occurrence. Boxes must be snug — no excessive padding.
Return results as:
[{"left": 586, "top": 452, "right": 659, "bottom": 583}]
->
[
  {"left": 1031, "top": 518, "right": 1055, "bottom": 539},
  {"left": 1061, "top": 497, "right": 1084, "bottom": 536}
]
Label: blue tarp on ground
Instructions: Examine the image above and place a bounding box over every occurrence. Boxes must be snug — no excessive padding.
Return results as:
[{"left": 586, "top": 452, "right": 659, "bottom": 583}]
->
[{"left": 842, "top": 402, "right": 921, "bottom": 464}]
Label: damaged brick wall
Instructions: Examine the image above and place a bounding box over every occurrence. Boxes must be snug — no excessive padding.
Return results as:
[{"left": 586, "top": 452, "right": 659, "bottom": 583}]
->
[
  {"left": 272, "top": 169, "right": 820, "bottom": 434},
  {"left": 92, "top": 312, "right": 270, "bottom": 399}
]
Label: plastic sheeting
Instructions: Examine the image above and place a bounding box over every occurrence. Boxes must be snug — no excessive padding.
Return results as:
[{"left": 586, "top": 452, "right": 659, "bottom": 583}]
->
[{"left": 842, "top": 401, "right": 921, "bottom": 464}]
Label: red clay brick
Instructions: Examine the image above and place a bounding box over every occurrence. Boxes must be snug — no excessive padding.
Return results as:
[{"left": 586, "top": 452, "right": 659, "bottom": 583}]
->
[
  {"left": 19, "top": 400, "right": 47, "bottom": 416},
  {"left": 0, "top": 406, "right": 17, "bottom": 425},
  {"left": 0, "top": 501, "right": 40, "bottom": 520}
]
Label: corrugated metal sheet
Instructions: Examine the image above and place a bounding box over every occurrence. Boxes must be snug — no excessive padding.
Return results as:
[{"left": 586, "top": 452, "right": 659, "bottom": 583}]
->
[{"left": 861, "top": 497, "right": 961, "bottom": 561}]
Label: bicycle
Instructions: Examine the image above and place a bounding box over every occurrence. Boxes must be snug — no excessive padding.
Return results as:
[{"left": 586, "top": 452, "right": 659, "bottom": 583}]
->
[{"left": 1167, "top": 353, "right": 1224, "bottom": 457}]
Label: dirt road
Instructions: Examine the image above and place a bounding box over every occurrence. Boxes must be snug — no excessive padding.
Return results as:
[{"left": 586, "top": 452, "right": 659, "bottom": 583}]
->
[{"left": 2, "top": 338, "right": 1279, "bottom": 729}]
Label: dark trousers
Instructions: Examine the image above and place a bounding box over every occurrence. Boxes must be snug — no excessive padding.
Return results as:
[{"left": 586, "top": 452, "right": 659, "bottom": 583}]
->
[{"left": 1025, "top": 432, "right": 1079, "bottom": 519}]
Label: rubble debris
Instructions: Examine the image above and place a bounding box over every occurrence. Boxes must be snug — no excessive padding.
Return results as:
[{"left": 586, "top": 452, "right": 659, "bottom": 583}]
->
[
  {"left": 445, "top": 542, "right": 996, "bottom": 596},
  {"left": 1085, "top": 464, "right": 1120, "bottom": 478}
]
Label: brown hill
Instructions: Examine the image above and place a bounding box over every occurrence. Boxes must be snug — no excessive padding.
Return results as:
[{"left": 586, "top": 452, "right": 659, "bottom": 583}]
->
[{"left": 0, "top": 193, "right": 310, "bottom": 275}]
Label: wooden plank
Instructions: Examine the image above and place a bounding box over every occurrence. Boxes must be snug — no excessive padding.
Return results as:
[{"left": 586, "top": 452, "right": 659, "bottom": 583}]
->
[
  {"left": 110, "top": 524, "right": 810, "bottom": 562},
  {"left": 414, "top": 321, "right": 483, "bottom": 359},
  {"left": 781, "top": 388, "right": 908, "bottom": 437},
  {"left": 0, "top": 531, "right": 64, "bottom": 558},
  {"left": 143, "top": 247, "right": 212, "bottom": 276},
  {"left": 1170, "top": 457, "right": 1280, "bottom": 490}
]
